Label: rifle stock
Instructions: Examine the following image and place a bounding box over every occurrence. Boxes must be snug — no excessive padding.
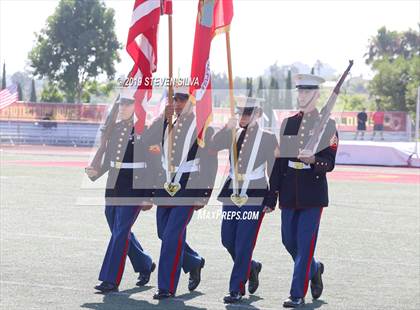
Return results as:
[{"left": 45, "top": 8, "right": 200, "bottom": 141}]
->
[
  {"left": 88, "top": 95, "right": 120, "bottom": 179},
  {"left": 302, "top": 60, "right": 353, "bottom": 156}
]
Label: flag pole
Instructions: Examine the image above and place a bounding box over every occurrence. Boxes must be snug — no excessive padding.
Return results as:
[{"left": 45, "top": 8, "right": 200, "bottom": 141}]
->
[
  {"left": 167, "top": 11, "right": 174, "bottom": 177},
  {"left": 415, "top": 86, "right": 419, "bottom": 154},
  {"left": 225, "top": 31, "right": 239, "bottom": 191}
]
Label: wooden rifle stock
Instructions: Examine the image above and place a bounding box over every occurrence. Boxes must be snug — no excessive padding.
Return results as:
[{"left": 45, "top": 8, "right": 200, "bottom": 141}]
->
[
  {"left": 302, "top": 60, "right": 353, "bottom": 156},
  {"left": 88, "top": 95, "right": 120, "bottom": 178}
]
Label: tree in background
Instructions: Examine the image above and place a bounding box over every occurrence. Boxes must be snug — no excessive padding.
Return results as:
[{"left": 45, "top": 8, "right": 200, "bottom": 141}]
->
[
  {"left": 17, "top": 83, "right": 23, "bottom": 101},
  {"left": 11, "top": 72, "right": 32, "bottom": 101},
  {"left": 233, "top": 76, "right": 247, "bottom": 92},
  {"left": 1, "top": 62, "right": 6, "bottom": 89},
  {"left": 314, "top": 60, "right": 323, "bottom": 76},
  {"left": 256, "top": 76, "right": 268, "bottom": 120},
  {"left": 345, "top": 76, "right": 369, "bottom": 94},
  {"left": 30, "top": 79, "right": 37, "bottom": 102},
  {"left": 211, "top": 72, "right": 228, "bottom": 107},
  {"left": 267, "top": 76, "right": 279, "bottom": 126},
  {"left": 338, "top": 94, "right": 374, "bottom": 112},
  {"left": 365, "top": 26, "right": 419, "bottom": 64},
  {"left": 40, "top": 82, "right": 64, "bottom": 103},
  {"left": 268, "top": 77, "right": 279, "bottom": 106},
  {"left": 256, "top": 76, "right": 264, "bottom": 98},
  {"left": 246, "top": 77, "right": 253, "bottom": 97},
  {"left": 266, "top": 62, "right": 287, "bottom": 90},
  {"left": 369, "top": 56, "right": 419, "bottom": 114},
  {"left": 285, "top": 68, "right": 293, "bottom": 109},
  {"left": 365, "top": 26, "right": 419, "bottom": 115},
  {"left": 81, "top": 80, "right": 117, "bottom": 103},
  {"left": 29, "top": 0, "right": 120, "bottom": 103}
]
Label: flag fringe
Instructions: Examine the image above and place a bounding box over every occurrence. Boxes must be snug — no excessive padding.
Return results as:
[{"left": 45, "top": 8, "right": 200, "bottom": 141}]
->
[
  {"left": 197, "top": 114, "right": 212, "bottom": 148},
  {"left": 214, "top": 25, "right": 231, "bottom": 37}
]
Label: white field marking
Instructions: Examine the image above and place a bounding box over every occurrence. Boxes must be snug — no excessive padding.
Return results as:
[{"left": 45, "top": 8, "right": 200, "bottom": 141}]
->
[
  {"left": 0, "top": 175, "right": 32, "bottom": 179},
  {"left": 0, "top": 280, "right": 276, "bottom": 310}
]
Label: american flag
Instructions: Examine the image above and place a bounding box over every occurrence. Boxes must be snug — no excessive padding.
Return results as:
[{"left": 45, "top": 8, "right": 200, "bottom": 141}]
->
[
  {"left": 0, "top": 85, "right": 18, "bottom": 110},
  {"left": 126, "top": 0, "right": 171, "bottom": 134}
]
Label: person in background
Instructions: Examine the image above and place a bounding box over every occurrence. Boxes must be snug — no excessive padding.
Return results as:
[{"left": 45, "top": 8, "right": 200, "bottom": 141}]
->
[
  {"left": 371, "top": 107, "right": 385, "bottom": 141},
  {"left": 354, "top": 108, "right": 368, "bottom": 140}
]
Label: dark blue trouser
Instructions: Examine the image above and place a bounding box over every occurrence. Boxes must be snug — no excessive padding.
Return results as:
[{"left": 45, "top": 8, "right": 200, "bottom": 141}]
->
[
  {"left": 221, "top": 204, "right": 265, "bottom": 294},
  {"left": 156, "top": 206, "right": 202, "bottom": 294},
  {"left": 281, "top": 207, "right": 323, "bottom": 298},
  {"left": 99, "top": 205, "right": 153, "bottom": 286}
]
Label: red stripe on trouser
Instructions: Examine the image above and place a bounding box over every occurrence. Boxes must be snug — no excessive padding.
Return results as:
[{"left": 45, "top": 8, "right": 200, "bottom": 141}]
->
[
  {"left": 239, "top": 282, "right": 245, "bottom": 295},
  {"left": 302, "top": 208, "right": 323, "bottom": 296},
  {"left": 169, "top": 207, "right": 194, "bottom": 294},
  {"left": 115, "top": 207, "right": 141, "bottom": 286},
  {"left": 244, "top": 212, "right": 265, "bottom": 293}
]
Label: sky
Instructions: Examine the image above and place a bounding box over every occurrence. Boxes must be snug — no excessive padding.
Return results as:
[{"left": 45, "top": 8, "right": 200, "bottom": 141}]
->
[{"left": 0, "top": 0, "right": 419, "bottom": 81}]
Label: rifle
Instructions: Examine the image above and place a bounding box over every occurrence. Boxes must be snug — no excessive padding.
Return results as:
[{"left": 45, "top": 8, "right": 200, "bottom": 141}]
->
[
  {"left": 301, "top": 60, "right": 353, "bottom": 156},
  {"left": 88, "top": 95, "right": 120, "bottom": 180}
]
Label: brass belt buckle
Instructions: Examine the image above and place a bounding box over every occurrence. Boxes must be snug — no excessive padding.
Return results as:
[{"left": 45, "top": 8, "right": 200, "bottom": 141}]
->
[
  {"left": 115, "top": 161, "right": 122, "bottom": 169},
  {"left": 164, "top": 182, "right": 181, "bottom": 196},
  {"left": 230, "top": 193, "right": 248, "bottom": 207},
  {"left": 295, "top": 162, "right": 304, "bottom": 169}
]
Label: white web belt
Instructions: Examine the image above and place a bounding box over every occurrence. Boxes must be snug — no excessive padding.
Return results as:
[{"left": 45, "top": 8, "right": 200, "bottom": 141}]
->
[{"left": 110, "top": 161, "right": 147, "bottom": 169}]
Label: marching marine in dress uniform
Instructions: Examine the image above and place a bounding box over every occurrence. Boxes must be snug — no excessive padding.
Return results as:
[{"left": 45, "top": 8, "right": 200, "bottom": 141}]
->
[
  {"left": 85, "top": 90, "right": 159, "bottom": 293},
  {"left": 266, "top": 74, "right": 338, "bottom": 308},
  {"left": 211, "top": 97, "right": 279, "bottom": 304},
  {"left": 143, "top": 87, "right": 217, "bottom": 299}
]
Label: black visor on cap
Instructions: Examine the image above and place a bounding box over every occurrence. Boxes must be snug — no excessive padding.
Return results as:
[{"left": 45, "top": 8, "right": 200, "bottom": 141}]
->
[
  {"left": 119, "top": 98, "right": 135, "bottom": 105},
  {"left": 236, "top": 107, "right": 255, "bottom": 116},
  {"left": 173, "top": 93, "right": 189, "bottom": 101},
  {"left": 296, "top": 85, "right": 319, "bottom": 90}
]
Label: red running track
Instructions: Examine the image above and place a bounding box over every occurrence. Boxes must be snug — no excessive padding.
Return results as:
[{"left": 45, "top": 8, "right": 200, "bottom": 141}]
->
[{"left": 3, "top": 160, "right": 419, "bottom": 184}]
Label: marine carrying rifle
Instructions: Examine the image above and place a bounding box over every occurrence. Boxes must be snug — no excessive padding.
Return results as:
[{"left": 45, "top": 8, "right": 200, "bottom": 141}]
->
[{"left": 301, "top": 60, "right": 354, "bottom": 156}]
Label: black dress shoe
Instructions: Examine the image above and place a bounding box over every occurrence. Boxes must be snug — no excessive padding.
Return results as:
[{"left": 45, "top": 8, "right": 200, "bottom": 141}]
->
[
  {"left": 311, "top": 262, "right": 324, "bottom": 299},
  {"left": 223, "top": 292, "right": 242, "bottom": 304},
  {"left": 188, "top": 258, "right": 205, "bottom": 291},
  {"left": 248, "top": 261, "right": 262, "bottom": 294},
  {"left": 153, "top": 289, "right": 174, "bottom": 300},
  {"left": 94, "top": 281, "right": 118, "bottom": 293},
  {"left": 283, "top": 296, "right": 304, "bottom": 308},
  {"left": 136, "top": 262, "right": 156, "bottom": 286}
]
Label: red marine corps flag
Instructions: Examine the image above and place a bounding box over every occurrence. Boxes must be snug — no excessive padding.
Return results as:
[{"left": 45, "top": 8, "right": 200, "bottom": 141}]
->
[
  {"left": 161, "top": 0, "right": 172, "bottom": 14},
  {"left": 190, "top": 0, "right": 233, "bottom": 146},
  {"left": 126, "top": 0, "right": 171, "bottom": 134}
]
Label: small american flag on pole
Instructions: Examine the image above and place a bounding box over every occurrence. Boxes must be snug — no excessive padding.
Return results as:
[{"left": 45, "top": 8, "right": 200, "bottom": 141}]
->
[{"left": 0, "top": 85, "right": 18, "bottom": 110}]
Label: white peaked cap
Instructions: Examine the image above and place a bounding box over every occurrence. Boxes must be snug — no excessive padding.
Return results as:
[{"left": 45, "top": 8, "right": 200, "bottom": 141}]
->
[{"left": 295, "top": 74, "right": 325, "bottom": 89}]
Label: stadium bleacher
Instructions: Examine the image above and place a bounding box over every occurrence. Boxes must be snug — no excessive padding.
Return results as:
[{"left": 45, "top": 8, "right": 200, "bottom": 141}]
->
[{"left": 0, "top": 121, "right": 100, "bottom": 147}]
